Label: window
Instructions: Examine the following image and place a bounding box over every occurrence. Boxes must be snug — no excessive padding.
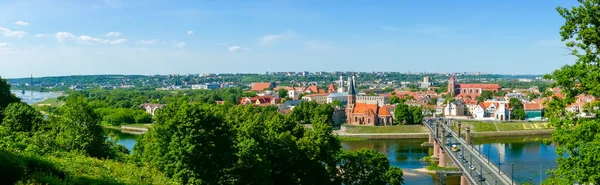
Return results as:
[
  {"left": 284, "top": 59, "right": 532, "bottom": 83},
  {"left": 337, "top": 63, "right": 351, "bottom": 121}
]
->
[
  {"left": 355, "top": 117, "right": 357, "bottom": 122},
  {"left": 368, "top": 119, "right": 370, "bottom": 124}
]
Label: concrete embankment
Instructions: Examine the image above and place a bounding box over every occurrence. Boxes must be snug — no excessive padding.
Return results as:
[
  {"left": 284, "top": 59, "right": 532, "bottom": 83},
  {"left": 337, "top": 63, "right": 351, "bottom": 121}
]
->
[
  {"left": 336, "top": 132, "right": 429, "bottom": 139},
  {"left": 120, "top": 126, "right": 148, "bottom": 134},
  {"left": 472, "top": 129, "right": 552, "bottom": 138}
]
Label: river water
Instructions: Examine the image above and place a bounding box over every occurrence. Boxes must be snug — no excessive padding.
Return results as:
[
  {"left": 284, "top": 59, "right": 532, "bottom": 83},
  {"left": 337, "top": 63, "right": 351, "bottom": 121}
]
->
[
  {"left": 105, "top": 128, "right": 557, "bottom": 185},
  {"left": 11, "top": 90, "right": 61, "bottom": 104}
]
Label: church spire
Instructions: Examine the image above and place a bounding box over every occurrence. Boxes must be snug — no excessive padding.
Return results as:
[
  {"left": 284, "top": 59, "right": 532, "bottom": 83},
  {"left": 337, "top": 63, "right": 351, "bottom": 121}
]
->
[{"left": 347, "top": 75, "right": 356, "bottom": 95}]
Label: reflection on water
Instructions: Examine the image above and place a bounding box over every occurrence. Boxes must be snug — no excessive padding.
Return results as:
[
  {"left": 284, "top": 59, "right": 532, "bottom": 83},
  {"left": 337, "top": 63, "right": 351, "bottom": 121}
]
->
[
  {"left": 11, "top": 90, "right": 60, "bottom": 104},
  {"left": 104, "top": 128, "right": 139, "bottom": 152},
  {"left": 473, "top": 137, "right": 556, "bottom": 185},
  {"left": 106, "top": 128, "right": 558, "bottom": 185},
  {"left": 342, "top": 139, "right": 454, "bottom": 185}
]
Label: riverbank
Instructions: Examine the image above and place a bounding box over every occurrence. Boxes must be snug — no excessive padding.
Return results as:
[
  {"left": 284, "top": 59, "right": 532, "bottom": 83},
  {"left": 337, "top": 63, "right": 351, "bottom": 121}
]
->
[
  {"left": 335, "top": 125, "right": 552, "bottom": 139},
  {"left": 103, "top": 124, "right": 151, "bottom": 134}
]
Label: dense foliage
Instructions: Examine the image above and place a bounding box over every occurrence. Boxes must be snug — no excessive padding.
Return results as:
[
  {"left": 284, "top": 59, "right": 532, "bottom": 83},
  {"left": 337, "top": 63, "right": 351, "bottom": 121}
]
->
[
  {"left": 509, "top": 98, "right": 526, "bottom": 120},
  {"left": 0, "top": 78, "right": 21, "bottom": 124},
  {"left": 544, "top": 0, "right": 600, "bottom": 184},
  {"left": 134, "top": 101, "right": 404, "bottom": 185},
  {"left": 291, "top": 101, "right": 336, "bottom": 125},
  {"left": 0, "top": 81, "right": 173, "bottom": 184}
]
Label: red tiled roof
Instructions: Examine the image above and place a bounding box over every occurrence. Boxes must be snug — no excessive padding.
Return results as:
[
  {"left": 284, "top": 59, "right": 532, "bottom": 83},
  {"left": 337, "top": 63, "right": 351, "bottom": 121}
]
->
[
  {"left": 328, "top": 83, "right": 336, "bottom": 93},
  {"left": 458, "top": 84, "right": 501, "bottom": 89},
  {"left": 252, "top": 82, "right": 274, "bottom": 91},
  {"left": 377, "top": 107, "right": 391, "bottom": 116},
  {"left": 353, "top": 103, "right": 378, "bottom": 114},
  {"left": 306, "top": 85, "right": 319, "bottom": 93},
  {"left": 524, "top": 102, "right": 542, "bottom": 110}
]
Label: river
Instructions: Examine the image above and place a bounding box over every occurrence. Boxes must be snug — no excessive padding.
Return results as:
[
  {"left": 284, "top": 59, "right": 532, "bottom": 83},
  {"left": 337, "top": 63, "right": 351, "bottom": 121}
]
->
[
  {"left": 105, "top": 128, "right": 557, "bottom": 185},
  {"left": 11, "top": 90, "right": 61, "bottom": 105}
]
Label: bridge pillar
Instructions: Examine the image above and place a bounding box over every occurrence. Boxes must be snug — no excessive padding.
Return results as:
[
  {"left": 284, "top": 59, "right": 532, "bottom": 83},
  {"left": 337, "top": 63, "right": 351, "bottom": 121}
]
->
[
  {"left": 460, "top": 175, "right": 469, "bottom": 185},
  {"left": 433, "top": 140, "right": 439, "bottom": 157},
  {"left": 438, "top": 148, "right": 447, "bottom": 167},
  {"left": 428, "top": 132, "right": 433, "bottom": 143},
  {"left": 465, "top": 127, "right": 471, "bottom": 146}
]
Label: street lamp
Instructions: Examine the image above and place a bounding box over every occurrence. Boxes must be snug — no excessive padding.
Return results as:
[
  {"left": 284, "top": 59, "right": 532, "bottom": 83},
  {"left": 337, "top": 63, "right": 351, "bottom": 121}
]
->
[
  {"left": 498, "top": 153, "right": 501, "bottom": 174},
  {"left": 540, "top": 166, "right": 543, "bottom": 185},
  {"left": 511, "top": 163, "right": 514, "bottom": 185}
]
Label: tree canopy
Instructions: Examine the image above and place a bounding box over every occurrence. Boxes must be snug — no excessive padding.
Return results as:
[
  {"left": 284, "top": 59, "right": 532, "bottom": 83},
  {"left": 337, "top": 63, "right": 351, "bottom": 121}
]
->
[
  {"left": 135, "top": 102, "right": 404, "bottom": 185},
  {"left": 509, "top": 98, "right": 525, "bottom": 120},
  {"left": 544, "top": 0, "right": 600, "bottom": 183}
]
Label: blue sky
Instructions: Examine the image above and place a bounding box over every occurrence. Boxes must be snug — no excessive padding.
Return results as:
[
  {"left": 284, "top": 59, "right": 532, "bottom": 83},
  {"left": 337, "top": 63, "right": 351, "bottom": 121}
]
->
[{"left": 0, "top": 0, "right": 579, "bottom": 78}]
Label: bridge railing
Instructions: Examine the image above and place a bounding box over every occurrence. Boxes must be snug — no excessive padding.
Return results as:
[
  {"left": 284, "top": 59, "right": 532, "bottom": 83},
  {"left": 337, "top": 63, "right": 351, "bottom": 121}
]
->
[{"left": 425, "top": 119, "right": 519, "bottom": 185}]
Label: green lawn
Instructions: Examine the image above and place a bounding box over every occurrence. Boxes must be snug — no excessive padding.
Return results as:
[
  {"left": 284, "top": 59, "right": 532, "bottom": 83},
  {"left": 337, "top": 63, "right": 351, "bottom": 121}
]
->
[
  {"left": 456, "top": 120, "right": 551, "bottom": 132},
  {"left": 344, "top": 125, "right": 428, "bottom": 134},
  {"left": 33, "top": 97, "right": 63, "bottom": 107}
]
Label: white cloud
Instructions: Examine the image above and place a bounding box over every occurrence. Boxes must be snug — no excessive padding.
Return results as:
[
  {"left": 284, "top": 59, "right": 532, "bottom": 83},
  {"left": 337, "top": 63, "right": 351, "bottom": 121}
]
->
[
  {"left": 34, "top": 34, "right": 45, "bottom": 38},
  {"left": 106, "top": 32, "right": 122, "bottom": 37},
  {"left": 259, "top": 31, "right": 296, "bottom": 46},
  {"left": 187, "top": 30, "right": 194, "bottom": 35},
  {"left": 228, "top": 46, "right": 249, "bottom": 52},
  {"left": 0, "top": 27, "right": 27, "bottom": 38},
  {"left": 136, "top": 40, "right": 158, "bottom": 44},
  {"left": 109, "top": 39, "right": 127, "bottom": 44},
  {"left": 77, "top": 35, "right": 127, "bottom": 44},
  {"left": 173, "top": 41, "right": 186, "bottom": 48},
  {"left": 0, "top": 43, "right": 12, "bottom": 48},
  {"left": 56, "top": 32, "right": 76, "bottom": 42},
  {"left": 0, "top": 43, "right": 13, "bottom": 53},
  {"left": 14, "top": 21, "right": 29, "bottom": 26}
]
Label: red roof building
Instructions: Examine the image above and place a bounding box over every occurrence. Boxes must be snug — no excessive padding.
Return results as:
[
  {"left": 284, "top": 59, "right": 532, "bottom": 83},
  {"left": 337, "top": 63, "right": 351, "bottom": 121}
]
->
[{"left": 251, "top": 82, "right": 275, "bottom": 91}]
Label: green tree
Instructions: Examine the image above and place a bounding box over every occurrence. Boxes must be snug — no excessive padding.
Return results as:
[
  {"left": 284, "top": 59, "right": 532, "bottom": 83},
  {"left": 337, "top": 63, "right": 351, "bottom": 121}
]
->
[
  {"left": 389, "top": 96, "right": 401, "bottom": 104},
  {"left": 138, "top": 102, "right": 236, "bottom": 184},
  {"left": 406, "top": 84, "right": 418, "bottom": 90},
  {"left": 543, "top": 1, "right": 600, "bottom": 183},
  {"left": 382, "top": 87, "right": 395, "bottom": 93},
  {"left": 0, "top": 77, "right": 21, "bottom": 124},
  {"left": 330, "top": 100, "right": 343, "bottom": 107},
  {"left": 527, "top": 93, "right": 540, "bottom": 101},
  {"left": 410, "top": 106, "right": 423, "bottom": 124},
  {"left": 428, "top": 98, "right": 438, "bottom": 105},
  {"left": 336, "top": 149, "right": 404, "bottom": 185},
  {"left": 51, "top": 94, "right": 110, "bottom": 158},
  {"left": 1, "top": 102, "right": 44, "bottom": 132},
  {"left": 298, "top": 92, "right": 308, "bottom": 99},
  {"left": 477, "top": 90, "right": 494, "bottom": 102},
  {"left": 509, "top": 98, "right": 525, "bottom": 120},
  {"left": 394, "top": 104, "right": 412, "bottom": 124},
  {"left": 277, "top": 88, "right": 288, "bottom": 99}
]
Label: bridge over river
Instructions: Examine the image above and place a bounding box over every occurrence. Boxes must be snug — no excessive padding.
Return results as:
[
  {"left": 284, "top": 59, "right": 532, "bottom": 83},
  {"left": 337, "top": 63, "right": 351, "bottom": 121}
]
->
[{"left": 424, "top": 118, "right": 519, "bottom": 185}]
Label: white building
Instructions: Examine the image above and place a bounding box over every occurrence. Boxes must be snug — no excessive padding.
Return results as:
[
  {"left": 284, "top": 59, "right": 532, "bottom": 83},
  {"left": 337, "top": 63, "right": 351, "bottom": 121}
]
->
[
  {"left": 356, "top": 95, "right": 388, "bottom": 106},
  {"left": 141, "top": 103, "right": 165, "bottom": 117},
  {"left": 444, "top": 101, "right": 465, "bottom": 116},
  {"left": 327, "top": 92, "right": 348, "bottom": 104},
  {"left": 473, "top": 101, "right": 510, "bottom": 121}
]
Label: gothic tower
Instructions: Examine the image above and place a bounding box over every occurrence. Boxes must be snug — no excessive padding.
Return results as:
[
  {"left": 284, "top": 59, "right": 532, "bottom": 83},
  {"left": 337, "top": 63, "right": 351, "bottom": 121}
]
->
[
  {"left": 346, "top": 75, "right": 357, "bottom": 123},
  {"left": 448, "top": 74, "right": 456, "bottom": 97}
]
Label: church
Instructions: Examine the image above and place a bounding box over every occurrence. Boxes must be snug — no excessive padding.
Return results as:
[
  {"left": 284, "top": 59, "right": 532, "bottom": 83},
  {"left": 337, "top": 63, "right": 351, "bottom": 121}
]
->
[
  {"left": 345, "top": 76, "right": 394, "bottom": 126},
  {"left": 447, "top": 75, "right": 501, "bottom": 97}
]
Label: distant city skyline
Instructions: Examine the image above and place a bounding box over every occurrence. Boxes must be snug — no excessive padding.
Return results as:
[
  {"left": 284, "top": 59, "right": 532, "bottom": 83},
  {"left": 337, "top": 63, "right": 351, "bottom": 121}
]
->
[{"left": 0, "top": 0, "right": 578, "bottom": 78}]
